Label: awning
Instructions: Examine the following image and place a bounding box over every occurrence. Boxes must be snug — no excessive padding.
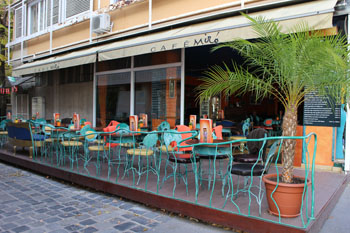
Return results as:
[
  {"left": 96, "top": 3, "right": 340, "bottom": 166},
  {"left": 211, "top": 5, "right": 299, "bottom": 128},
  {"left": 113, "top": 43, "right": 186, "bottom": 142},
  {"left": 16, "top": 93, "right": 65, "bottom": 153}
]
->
[
  {"left": 99, "top": 0, "right": 337, "bottom": 61},
  {"left": 7, "top": 76, "right": 34, "bottom": 86},
  {"left": 12, "top": 46, "right": 100, "bottom": 76}
]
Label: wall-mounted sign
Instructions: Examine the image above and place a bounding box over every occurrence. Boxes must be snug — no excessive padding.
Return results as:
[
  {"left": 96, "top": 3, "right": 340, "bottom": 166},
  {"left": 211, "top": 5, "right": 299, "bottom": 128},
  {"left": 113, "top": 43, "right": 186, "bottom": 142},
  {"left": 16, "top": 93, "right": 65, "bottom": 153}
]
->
[
  {"left": 303, "top": 91, "right": 340, "bottom": 127},
  {"left": 0, "top": 86, "right": 18, "bottom": 94}
]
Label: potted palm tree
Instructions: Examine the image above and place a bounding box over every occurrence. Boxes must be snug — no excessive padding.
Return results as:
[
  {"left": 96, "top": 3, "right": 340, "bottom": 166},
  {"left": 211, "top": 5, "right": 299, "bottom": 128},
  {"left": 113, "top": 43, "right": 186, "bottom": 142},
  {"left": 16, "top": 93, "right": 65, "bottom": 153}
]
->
[{"left": 196, "top": 15, "right": 349, "bottom": 217}]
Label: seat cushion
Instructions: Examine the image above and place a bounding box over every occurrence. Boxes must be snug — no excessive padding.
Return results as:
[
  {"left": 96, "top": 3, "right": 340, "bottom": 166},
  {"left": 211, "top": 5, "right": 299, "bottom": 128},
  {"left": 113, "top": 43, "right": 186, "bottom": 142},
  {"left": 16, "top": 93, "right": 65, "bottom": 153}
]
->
[
  {"left": 159, "top": 145, "right": 174, "bottom": 152},
  {"left": 88, "top": 145, "right": 109, "bottom": 151},
  {"left": 233, "top": 153, "right": 260, "bottom": 163},
  {"left": 127, "top": 148, "right": 153, "bottom": 156},
  {"left": 231, "top": 163, "right": 265, "bottom": 176},
  {"left": 168, "top": 153, "right": 200, "bottom": 163},
  {"left": 61, "top": 141, "right": 83, "bottom": 147},
  {"left": 200, "top": 154, "right": 228, "bottom": 160},
  {"left": 45, "top": 138, "right": 57, "bottom": 143}
]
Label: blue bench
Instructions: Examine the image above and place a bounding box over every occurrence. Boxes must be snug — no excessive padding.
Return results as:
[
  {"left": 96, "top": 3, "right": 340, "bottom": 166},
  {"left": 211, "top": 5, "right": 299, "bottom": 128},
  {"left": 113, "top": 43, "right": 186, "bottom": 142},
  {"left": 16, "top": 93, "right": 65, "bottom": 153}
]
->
[{"left": 7, "top": 122, "right": 46, "bottom": 157}]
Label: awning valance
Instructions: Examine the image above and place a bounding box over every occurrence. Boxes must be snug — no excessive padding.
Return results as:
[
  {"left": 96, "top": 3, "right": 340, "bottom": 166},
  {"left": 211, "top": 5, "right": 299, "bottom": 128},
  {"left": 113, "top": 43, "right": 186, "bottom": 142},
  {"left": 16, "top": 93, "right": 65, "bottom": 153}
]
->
[
  {"left": 98, "top": 0, "right": 337, "bottom": 61},
  {"left": 12, "top": 0, "right": 337, "bottom": 76},
  {"left": 12, "top": 46, "right": 100, "bottom": 76}
]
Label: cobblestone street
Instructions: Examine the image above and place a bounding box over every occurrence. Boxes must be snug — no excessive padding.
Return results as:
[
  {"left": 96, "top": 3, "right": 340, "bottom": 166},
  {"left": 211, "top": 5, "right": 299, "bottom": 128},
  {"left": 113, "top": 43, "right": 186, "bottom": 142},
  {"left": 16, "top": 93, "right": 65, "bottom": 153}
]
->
[{"left": 0, "top": 162, "right": 227, "bottom": 233}]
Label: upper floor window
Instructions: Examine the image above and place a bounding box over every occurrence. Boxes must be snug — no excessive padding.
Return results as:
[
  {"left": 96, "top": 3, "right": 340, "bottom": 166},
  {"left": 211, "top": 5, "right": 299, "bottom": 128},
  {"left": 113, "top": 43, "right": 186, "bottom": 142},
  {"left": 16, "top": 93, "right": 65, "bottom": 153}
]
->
[
  {"left": 14, "top": 7, "right": 23, "bottom": 39},
  {"left": 22, "top": 0, "right": 90, "bottom": 36},
  {"left": 28, "top": 0, "right": 46, "bottom": 35},
  {"left": 65, "top": 0, "right": 90, "bottom": 19}
]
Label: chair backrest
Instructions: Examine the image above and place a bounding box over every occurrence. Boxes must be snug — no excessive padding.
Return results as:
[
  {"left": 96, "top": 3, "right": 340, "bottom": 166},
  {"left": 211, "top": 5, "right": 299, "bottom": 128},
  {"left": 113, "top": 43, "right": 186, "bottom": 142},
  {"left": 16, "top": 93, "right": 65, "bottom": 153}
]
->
[
  {"left": 242, "top": 121, "right": 250, "bottom": 136},
  {"left": 220, "top": 120, "right": 235, "bottom": 127},
  {"left": 82, "top": 126, "right": 98, "bottom": 142},
  {"left": 115, "top": 123, "right": 130, "bottom": 135},
  {"left": 0, "top": 119, "right": 11, "bottom": 130},
  {"left": 175, "top": 125, "right": 195, "bottom": 152},
  {"left": 103, "top": 120, "right": 120, "bottom": 133},
  {"left": 163, "top": 130, "right": 183, "bottom": 151},
  {"left": 42, "top": 123, "right": 55, "bottom": 136},
  {"left": 157, "top": 121, "right": 170, "bottom": 131},
  {"left": 142, "top": 133, "right": 158, "bottom": 149},
  {"left": 264, "top": 118, "right": 273, "bottom": 126},
  {"left": 247, "top": 128, "right": 268, "bottom": 155},
  {"left": 213, "top": 125, "right": 223, "bottom": 140},
  {"left": 175, "top": 125, "right": 192, "bottom": 140},
  {"left": 7, "top": 122, "right": 32, "bottom": 141},
  {"left": 80, "top": 118, "right": 87, "bottom": 124},
  {"left": 263, "top": 139, "right": 282, "bottom": 173}
]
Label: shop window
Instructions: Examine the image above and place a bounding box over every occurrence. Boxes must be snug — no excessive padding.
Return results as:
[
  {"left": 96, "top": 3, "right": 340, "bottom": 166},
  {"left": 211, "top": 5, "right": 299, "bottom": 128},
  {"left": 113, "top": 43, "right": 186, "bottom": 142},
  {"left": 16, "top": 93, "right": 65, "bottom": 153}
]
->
[
  {"left": 59, "top": 64, "right": 93, "bottom": 85},
  {"left": 134, "top": 50, "right": 181, "bottom": 68},
  {"left": 35, "top": 73, "right": 48, "bottom": 87},
  {"left": 134, "top": 67, "right": 181, "bottom": 129},
  {"left": 97, "top": 57, "right": 131, "bottom": 72},
  {"left": 96, "top": 72, "right": 131, "bottom": 126}
]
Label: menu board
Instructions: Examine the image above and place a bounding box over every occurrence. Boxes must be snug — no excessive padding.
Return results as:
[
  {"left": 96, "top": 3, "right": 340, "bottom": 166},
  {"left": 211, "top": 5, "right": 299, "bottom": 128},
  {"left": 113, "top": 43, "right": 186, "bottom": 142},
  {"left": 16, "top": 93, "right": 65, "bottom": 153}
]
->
[
  {"left": 200, "top": 119, "right": 213, "bottom": 143},
  {"left": 140, "top": 113, "right": 148, "bottom": 127},
  {"left": 303, "top": 92, "right": 340, "bottom": 127},
  {"left": 53, "top": 113, "right": 60, "bottom": 127},
  {"left": 129, "top": 115, "right": 138, "bottom": 131},
  {"left": 73, "top": 113, "right": 80, "bottom": 129},
  {"left": 189, "top": 115, "right": 196, "bottom": 130}
]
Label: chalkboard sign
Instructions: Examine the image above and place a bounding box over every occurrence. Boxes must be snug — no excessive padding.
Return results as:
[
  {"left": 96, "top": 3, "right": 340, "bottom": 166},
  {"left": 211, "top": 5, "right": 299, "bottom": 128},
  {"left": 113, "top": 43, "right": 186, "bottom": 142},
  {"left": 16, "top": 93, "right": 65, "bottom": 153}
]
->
[{"left": 303, "top": 92, "right": 340, "bottom": 127}]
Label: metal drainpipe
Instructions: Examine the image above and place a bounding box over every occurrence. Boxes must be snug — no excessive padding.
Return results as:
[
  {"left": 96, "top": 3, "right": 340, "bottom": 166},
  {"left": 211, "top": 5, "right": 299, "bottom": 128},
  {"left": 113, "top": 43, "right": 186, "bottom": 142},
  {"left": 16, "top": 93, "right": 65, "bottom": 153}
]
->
[
  {"left": 7, "top": 4, "right": 10, "bottom": 65},
  {"left": 50, "top": 0, "right": 53, "bottom": 54}
]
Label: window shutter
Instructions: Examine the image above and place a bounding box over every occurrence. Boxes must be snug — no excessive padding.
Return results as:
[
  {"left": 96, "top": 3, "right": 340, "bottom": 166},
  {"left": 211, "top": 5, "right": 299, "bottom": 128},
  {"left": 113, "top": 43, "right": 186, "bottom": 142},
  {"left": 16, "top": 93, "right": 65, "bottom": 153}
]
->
[
  {"left": 47, "top": 0, "right": 59, "bottom": 26},
  {"left": 15, "top": 7, "right": 22, "bottom": 38},
  {"left": 66, "top": 0, "right": 90, "bottom": 19}
]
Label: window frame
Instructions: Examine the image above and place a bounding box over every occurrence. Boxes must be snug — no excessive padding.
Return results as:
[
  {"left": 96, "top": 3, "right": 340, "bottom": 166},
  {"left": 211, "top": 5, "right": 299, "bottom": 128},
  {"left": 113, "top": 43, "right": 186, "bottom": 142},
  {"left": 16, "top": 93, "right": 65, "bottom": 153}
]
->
[{"left": 27, "top": 0, "right": 46, "bottom": 35}]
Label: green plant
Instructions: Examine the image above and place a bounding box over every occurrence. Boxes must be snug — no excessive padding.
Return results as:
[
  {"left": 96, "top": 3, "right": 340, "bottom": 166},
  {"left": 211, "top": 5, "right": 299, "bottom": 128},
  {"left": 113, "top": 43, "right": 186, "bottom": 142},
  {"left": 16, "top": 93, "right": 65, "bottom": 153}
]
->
[{"left": 196, "top": 14, "right": 349, "bottom": 183}]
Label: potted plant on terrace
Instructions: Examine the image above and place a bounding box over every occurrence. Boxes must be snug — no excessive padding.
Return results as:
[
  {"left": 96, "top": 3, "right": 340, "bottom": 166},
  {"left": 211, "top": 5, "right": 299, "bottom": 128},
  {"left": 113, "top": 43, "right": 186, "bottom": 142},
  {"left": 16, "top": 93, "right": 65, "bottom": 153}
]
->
[{"left": 196, "top": 15, "right": 349, "bottom": 217}]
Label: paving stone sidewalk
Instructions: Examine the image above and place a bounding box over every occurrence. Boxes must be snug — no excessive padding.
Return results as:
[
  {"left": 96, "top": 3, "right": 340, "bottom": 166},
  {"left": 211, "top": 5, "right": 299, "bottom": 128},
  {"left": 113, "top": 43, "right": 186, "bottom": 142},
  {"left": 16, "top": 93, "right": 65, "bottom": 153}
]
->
[{"left": 0, "top": 162, "right": 228, "bottom": 233}]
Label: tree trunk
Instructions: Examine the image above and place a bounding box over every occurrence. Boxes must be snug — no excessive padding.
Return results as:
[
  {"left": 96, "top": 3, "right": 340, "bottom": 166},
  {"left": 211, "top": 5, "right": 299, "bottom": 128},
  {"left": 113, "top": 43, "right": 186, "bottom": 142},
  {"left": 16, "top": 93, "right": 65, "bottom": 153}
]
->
[{"left": 281, "top": 105, "right": 298, "bottom": 183}]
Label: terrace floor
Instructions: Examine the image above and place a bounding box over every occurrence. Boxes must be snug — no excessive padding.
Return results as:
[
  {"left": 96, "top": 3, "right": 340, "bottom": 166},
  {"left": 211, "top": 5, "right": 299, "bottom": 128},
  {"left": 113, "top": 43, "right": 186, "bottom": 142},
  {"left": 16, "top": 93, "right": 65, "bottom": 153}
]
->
[{"left": 0, "top": 145, "right": 348, "bottom": 233}]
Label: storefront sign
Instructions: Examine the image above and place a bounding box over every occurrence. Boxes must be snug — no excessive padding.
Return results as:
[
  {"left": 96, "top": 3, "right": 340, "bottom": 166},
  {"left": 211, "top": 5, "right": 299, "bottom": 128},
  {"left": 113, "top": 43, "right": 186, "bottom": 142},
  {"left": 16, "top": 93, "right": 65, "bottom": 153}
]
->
[
  {"left": 150, "top": 32, "right": 220, "bottom": 53},
  {"left": 303, "top": 91, "right": 340, "bottom": 127},
  {"left": 0, "top": 86, "right": 18, "bottom": 94}
]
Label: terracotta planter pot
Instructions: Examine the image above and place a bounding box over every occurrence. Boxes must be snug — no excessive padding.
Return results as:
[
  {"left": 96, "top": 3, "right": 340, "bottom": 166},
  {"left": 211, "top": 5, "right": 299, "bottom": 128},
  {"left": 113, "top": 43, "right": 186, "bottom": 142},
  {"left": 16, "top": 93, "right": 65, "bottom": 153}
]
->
[{"left": 262, "top": 173, "right": 311, "bottom": 218}]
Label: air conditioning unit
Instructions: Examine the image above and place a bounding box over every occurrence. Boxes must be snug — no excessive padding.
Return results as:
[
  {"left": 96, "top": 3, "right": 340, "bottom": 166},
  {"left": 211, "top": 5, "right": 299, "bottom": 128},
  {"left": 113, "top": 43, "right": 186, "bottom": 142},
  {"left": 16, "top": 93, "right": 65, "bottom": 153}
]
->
[{"left": 92, "top": 13, "right": 111, "bottom": 34}]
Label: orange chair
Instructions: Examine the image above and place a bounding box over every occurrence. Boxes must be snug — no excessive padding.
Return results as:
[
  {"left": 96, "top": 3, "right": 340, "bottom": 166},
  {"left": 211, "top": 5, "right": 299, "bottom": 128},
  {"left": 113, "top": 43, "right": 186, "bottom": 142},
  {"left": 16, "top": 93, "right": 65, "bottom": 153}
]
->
[
  {"left": 175, "top": 125, "right": 193, "bottom": 152},
  {"left": 103, "top": 120, "right": 120, "bottom": 148},
  {"left": 213, "top": 125, "right": 223, "bottom": 140}
]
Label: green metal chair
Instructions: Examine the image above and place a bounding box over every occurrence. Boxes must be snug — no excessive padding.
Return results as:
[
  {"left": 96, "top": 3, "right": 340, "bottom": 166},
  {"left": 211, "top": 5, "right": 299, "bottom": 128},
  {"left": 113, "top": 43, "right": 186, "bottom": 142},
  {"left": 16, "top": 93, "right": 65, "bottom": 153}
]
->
[
  {"left": 81, "top": 126, "right": 109, "bottom": 177},
  {"left": 106, "top": 123, "right": 134, "bottom": 182},
  {"left": 59, "top": 126, "right": 83, "bottom": 170},
  {"left": 157, "top": 121, "right": 170, "bottom": 131},
  {"left": 41, "top": 123, "right": 61, "bottom": 164},
  {"left": 125, "top": 132, "right": 159, "bottom": 191},
  {"left": 161, "top": 130, "right": 200, "bottom": 200},
  {"left": 226, "top": 138, "right": 282, "bottom": 216},
  {"left": 0, "top": 119, "right": 11, "bottom": 148}
]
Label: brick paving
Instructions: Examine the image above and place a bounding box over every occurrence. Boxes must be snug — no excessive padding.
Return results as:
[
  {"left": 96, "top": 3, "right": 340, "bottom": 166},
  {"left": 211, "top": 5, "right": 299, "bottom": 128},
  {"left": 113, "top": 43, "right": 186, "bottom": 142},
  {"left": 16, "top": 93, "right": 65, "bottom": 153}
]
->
[{"left": 0, "top": 162, "right": 172, "bottom": 233}]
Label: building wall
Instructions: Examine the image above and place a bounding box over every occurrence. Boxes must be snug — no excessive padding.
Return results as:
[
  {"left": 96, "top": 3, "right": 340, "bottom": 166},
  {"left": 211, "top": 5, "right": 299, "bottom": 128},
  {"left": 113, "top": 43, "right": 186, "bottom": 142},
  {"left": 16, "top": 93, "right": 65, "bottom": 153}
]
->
[
  {"left": 23, "top": 74, "right": 93, "bottom": 123},
  {"left": 12, "top": 0, "right": 275, "bottom": 60},
  {"left": 57, "top": 82, "right": 93, "bottom": 122}
]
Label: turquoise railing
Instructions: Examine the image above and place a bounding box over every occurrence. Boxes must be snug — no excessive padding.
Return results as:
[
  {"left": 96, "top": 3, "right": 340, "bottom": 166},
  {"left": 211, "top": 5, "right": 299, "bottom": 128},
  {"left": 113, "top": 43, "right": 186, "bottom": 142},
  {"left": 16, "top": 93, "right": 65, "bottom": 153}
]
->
[{"left": 7, "top": 124, "right": 317, "bottom": 229}]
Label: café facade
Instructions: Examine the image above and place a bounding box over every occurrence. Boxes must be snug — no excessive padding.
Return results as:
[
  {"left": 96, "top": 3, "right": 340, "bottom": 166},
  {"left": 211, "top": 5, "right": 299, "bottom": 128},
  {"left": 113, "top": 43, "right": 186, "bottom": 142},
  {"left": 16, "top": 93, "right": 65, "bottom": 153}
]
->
[{"left": 7, "top": 0, "right": 349, "bottom": 171}]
